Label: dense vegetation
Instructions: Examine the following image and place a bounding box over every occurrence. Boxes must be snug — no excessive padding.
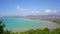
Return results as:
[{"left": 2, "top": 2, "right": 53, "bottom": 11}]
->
[
  {"left": 0, "top": 20, "right": 60, "bottom": 34},
  {"left": 0, "top": 20, "right": 5, "bottom": 34},
  {"left": 20, "top": 28, "right": 60, "bottom": 34}
]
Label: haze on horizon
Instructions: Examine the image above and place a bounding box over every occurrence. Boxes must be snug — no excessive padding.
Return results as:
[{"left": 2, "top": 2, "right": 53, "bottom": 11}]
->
[{"left": 0, "top": 0, "right": 60, "bottom": 17}]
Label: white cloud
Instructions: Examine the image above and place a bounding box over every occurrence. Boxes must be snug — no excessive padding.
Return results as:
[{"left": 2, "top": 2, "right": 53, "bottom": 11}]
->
[
  {"left": 16, "top": 6, "right": 60, "bottom": 15},
  {"left": 53, "top": 10, "right": 57, "bottom": 12},
  {"left": 44, "top": 10, "right": 59, "bottom": 15},
  {"left": 45, "top": 10, "right": 52, "bottom": 13},
  {"left": 17, "top": 6, "right": 27, "bottom": 12},
  {"left": 45, "top": 10, "right": 57, "bottom": 13},
  {"left": 31, "top": 11, "right": 35, "bottom": 14},
  {"left": 31, "top": 11, "right": 38, "bottom": 14},
  {"left": 17, "top": 6, "right": 20, "bottom": 10},
  {"left": 35, "top": 11, "right": 39, "bottom": 14}
]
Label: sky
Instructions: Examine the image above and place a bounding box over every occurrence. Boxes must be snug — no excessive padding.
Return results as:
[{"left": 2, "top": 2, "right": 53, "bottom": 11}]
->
[{"left": 0, "top": 0, "right": 60, "bottom": 17}]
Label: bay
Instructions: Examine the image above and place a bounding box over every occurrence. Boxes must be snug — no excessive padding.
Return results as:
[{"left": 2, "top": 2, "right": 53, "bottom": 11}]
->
[{"left": 1, "top": 18, "right": 60, "bottom": 32}]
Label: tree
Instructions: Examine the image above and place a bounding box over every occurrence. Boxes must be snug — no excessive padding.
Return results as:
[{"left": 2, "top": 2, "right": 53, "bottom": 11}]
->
[
  {"left": 52, "top": 28, "right": 60, "bottom": 34},
  {"left": 35, "top": 28, "right": 42, "bottom": 34},
  {"left": 4, "top": 29, "right": 12, "bottom": 34},
  {"left": 0, "top": 20, "right": 5, "bottom": 34},
  {"left": 42, "top": 28, "right": 50, "bottom": 34}
]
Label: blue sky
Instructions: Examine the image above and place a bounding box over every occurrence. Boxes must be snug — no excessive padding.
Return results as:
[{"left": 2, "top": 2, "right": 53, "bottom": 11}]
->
[{"left": 0, "top": 0, "right": 60, "bottom": 16}]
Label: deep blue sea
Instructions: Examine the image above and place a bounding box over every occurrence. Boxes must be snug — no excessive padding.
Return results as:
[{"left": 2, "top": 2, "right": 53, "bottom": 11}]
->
[{"left": 1, "top": 18, "right": 60, "bottom": 32}]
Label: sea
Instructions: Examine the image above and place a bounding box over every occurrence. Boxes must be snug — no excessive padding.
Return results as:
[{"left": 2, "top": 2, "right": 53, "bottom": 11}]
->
[{"left": 0, "top": 18, "right": 60, "bottom": 32}]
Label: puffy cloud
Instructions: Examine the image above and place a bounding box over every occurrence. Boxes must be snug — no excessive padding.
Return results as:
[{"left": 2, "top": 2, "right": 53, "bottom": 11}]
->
[
  {"left": 31, "top": 11, "right": 39, "bottom": 15},
  {"left": 45, "top": 10, "right": 60, "bottom": 15},
  {"left": 54, "top": 10, "right": 57, "bottom": 12},
  {"left": 30, "top": 10, "right": 59, "bottom": 15},
  {"left": 45, "top": 10, "right": 52, "bottom": 13},
  {"left": 16, "top": 6, "right": 60, "bottom": 15},
  {"left": 17, "top": 6, "right": 27, "bottom": 12},
  {"left": 45, "top": 10, "right": 57, "bottom": 13},
  {"left": 35, "top": 11, "right": 39, "bottom": 14}
]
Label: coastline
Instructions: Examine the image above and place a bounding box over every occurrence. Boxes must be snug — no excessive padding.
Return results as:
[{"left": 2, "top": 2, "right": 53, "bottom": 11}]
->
[
  {"left": 2, "top": 17, "right": 60, "bottom": 32},
  {"left": 24, "top": 18, "right": 60, "bottom": 24}
]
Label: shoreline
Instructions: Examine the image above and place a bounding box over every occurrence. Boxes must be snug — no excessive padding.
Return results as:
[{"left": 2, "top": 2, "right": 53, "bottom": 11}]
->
[
  {"left": 3, "top": 18, "right": 60, "bottom": 32},
  {"left": 24, "top": 18, "right": 60, "bottom": 24}
]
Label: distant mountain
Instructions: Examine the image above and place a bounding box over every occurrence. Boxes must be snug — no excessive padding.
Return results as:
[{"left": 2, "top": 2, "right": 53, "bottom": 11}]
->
[
  {"left": 0, "top": 14, "right": 60, "bottom": 19},
  {"left": 0, "top": 16, "right": 25, "bottom": 18}
]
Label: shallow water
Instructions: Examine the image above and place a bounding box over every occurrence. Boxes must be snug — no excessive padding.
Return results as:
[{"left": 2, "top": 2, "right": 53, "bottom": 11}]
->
[{"left": 1, "top": 18, "right": 60, "bottom": 32}]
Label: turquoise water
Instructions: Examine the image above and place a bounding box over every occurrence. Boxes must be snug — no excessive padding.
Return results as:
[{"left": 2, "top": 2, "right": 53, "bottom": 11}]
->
[{"left": 1, "top": 18, "right": 60, "bottom": 32}]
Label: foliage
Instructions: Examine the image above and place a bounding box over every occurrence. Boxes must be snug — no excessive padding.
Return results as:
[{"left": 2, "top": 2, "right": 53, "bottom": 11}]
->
[
  {"left": 0, "top": 20, "right": 5, "bottom": 34},
  {"left": 20, "top": 28, "right": 60, "bottom": 34},
  {"left": 52, "top": 28, "right": 60, "bottom": 34},
  {"left": 4, "top": 29, "right": 12, "bottom": 34}
]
